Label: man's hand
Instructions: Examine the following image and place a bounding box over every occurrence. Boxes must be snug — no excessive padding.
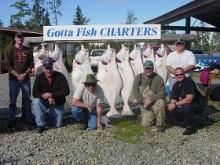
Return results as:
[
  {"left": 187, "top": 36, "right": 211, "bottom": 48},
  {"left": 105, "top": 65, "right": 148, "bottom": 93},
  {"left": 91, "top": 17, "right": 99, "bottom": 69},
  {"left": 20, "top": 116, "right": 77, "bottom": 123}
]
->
[
  {"left": 42, "top": 92, "right": 52, "bottom": 99},
  {"left": 87, "top": 104, "right": 94, "bottom": 112},
  {"left": 167, "top": 103, "right": 176, "bottom": 111},
  {"left": 48, "top": 97, "right": 55, "bottom": 105},
  {"left": 17, "top": 73, "right": 27, "bottom": 81},
  {"left": 143, "top": 98, "right": 151, "bottom": 109}
]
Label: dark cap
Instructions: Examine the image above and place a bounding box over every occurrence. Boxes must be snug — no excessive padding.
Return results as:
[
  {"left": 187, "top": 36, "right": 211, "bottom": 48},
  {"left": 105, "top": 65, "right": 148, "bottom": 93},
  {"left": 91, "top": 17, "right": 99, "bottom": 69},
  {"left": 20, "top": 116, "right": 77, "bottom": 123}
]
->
[
  {"left": 42, "top": 57, "right": 56, "bottom": 68},
  {"left": 15, "top": 31, "right": 24, "bottom": 38},
  {"left": 175, "top": 39, "right": 185, "bottom": 46},
  {"left": 143, "top": 60, "right": 154, "bottom": 69}
]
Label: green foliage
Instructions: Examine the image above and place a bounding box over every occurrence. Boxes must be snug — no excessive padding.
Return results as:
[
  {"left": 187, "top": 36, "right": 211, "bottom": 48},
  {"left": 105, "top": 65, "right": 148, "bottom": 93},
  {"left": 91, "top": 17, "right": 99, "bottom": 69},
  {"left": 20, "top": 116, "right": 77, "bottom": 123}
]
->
[
  {"left": 212, "top": 32, "right": 220, "bottom": 52},
  {"left": 43, "top": 10, "right": 51, "bottom": 26},
  {"left": 111, "top": 118, "right": 148, "bottom": 144},
  {"left": 73, "top": 5, "right": 90, "bottom": 25},
  {"left": 10, "top": 0, "right": 31, "bottom": 28},
  {"left": 125, "top": 9, "right": 138, "bottom": 24},
  {"left": 0, "top": 18, "right": 3, "bottom": 27},
  {"left": 213, "top": 121, "right": 220, "bottom": 128},
  {"left": 0, "top": 35, "right": 12, "bottom": 59},
  {"left": 26, "top": 0, "right": 50, "bottom": 30},
  {"left": 192, "top": 21, "right": 212, "bottom": 54}
]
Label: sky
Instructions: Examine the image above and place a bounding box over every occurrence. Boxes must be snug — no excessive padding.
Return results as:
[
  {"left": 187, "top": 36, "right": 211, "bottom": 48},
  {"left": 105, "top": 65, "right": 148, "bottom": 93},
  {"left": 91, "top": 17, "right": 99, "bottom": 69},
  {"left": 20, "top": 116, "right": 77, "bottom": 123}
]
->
[{"left": 0, "top": 0, "right": 193, "bottom": 26}]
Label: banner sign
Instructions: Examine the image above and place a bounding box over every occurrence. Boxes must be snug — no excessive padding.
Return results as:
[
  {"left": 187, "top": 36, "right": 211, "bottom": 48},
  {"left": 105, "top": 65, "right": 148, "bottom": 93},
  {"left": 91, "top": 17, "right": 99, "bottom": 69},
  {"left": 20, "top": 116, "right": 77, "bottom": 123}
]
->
[{"left": 43, "top": 24, "right": 161, "bottom": 41}]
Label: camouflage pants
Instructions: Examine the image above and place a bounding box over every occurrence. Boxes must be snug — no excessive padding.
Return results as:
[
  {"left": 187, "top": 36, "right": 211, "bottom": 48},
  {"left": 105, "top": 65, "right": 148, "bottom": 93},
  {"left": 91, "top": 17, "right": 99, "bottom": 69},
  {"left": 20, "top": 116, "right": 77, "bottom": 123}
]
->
[{"left": 140, "top": 86, "right": 166, "bottom": 127}]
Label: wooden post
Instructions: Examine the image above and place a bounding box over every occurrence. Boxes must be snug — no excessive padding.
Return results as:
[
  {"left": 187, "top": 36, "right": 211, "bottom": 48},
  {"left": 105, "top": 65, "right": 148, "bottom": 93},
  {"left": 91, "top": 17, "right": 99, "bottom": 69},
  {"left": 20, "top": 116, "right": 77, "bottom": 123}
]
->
[{"left": 185, "top": 17, "right": 191, "bottom": 50}]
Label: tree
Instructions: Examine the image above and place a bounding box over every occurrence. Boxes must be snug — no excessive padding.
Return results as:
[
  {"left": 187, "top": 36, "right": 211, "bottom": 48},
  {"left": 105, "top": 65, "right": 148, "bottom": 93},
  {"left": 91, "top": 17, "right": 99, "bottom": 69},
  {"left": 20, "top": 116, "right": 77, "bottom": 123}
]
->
[
  {"left": 26, "top": 0, "right": 51, "bottom": 30},
  {"left": 47, "top": 0, "right": 62, "bottom": 25},
  {"left": 43, "top": 10, "right": 51, "bottom": 26},
  {"left": 0, "top": 18, "right": 3, "bottom": 27},
  {"left": 10, "top": 0, "right": 31, "bottom": 28},
  {"left": 72, "top": 5, "right": 90, "bottom": 52},
  {"left": 212, "top": 32, "right": 220, "bottom": 52},
  {"left": 125, "top": 9, "right": 138, "bottom": 24},
  {"left": 192, "top": 21, "right": 211, "bottom": 54},
  {"left": 73, "top": 5, "right": 90, "bottom": 25}
]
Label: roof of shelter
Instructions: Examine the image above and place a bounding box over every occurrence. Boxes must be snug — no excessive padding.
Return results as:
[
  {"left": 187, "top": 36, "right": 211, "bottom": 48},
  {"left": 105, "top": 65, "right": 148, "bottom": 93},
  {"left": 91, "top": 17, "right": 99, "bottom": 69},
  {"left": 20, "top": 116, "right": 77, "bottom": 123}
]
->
[
  {"left": 0, "top": 27, "right": 42, "bottom": 37},
  {"left": 144, "top": 0, "right": 220, "bottom": 29}
]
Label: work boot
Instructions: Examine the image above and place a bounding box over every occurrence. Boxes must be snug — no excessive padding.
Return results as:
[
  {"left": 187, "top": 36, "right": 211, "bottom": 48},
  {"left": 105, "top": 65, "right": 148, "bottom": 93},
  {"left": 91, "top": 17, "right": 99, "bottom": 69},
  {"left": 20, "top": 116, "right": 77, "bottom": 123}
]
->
[
  {"left": 35, "top": 126, "right": 45, "bottom": 133},
  {"left": 183, "top": 127, "right": 195, "bottom": 135}
]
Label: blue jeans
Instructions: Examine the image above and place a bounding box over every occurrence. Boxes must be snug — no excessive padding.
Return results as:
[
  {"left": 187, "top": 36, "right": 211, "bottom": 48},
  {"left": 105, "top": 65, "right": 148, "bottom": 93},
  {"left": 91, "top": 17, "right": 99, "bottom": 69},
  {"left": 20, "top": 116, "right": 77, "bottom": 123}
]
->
[
  {"left": 32, "top": 98, "right": 64, "bottom": 127},
  {"left": 9, "top": 79, "right": 33, "bottom": 122},
  {"left": 167, "top": 103, "right": 203, "bottom": 128},
  {"left": 71, "top": 106, "right": 97, "bottom": 129}
]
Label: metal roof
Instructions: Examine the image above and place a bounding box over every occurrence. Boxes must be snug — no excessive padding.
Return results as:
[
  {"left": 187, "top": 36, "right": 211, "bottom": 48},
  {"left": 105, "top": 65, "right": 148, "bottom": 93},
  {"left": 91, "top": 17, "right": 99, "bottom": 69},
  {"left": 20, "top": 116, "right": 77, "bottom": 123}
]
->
[
  {"left": 0, "top": 27, "right": 42, "bottom": 37},
  {"left": 144, "top": 0, "right": 220, "bottom": 29}
]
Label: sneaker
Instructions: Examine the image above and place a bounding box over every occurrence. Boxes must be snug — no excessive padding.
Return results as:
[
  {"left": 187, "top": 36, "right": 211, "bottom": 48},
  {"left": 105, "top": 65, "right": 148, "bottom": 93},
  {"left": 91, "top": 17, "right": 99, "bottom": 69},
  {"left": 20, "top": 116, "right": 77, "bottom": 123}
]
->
[
  {"left": 35, "top": 126, "right": 45, "bottom": 133},
  {"left": 183, "top": 128, "right": 195, "bottom": 135},
  {"left": 151, "top": 126, "right": 165, "bottom": 132}
]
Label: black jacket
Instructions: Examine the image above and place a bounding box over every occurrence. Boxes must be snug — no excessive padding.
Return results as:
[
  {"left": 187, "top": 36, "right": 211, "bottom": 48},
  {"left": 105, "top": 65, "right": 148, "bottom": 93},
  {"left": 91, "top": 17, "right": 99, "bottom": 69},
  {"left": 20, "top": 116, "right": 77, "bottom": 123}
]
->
[{"left": 33, "top": 71, "right": 70, "bottom": 105}]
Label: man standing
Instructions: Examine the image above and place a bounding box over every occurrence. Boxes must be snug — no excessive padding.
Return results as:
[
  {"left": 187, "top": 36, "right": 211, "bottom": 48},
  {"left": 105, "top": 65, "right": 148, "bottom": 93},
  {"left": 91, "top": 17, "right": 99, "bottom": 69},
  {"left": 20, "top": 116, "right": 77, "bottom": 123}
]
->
[
  {"left": 71, "top": 74, "right": 105, "bottom": 130},
  {"left": 166, "top": 39, "right": 196, "bottom": 92},
  {"left": 5, "top": 31, "right": 34, "bottom": 128},
  {"left": 131, "top": 60, "right": 166, "bottom": 132},
  {"left": 167, "top": 67, "right": 205, "bottom": 135},
  {"left": 32, "top": 57, "right": 70, "bottom": 133}
]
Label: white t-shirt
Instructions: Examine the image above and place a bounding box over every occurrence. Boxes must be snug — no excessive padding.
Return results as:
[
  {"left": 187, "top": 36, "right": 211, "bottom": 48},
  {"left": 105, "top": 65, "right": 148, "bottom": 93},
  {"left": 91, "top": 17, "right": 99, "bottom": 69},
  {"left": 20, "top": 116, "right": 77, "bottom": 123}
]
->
[
  {"left": 166, "top": 50, "right": 196, "bottom": 77},
  {"left": 73, "top": 84, "right": 105, "bottom": 108}
]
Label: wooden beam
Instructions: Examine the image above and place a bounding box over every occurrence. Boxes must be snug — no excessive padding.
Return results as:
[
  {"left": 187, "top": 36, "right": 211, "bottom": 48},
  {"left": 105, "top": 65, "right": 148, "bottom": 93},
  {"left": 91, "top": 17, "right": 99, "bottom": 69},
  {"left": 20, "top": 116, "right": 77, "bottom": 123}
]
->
[
  {"left": 162, "top": 25, "right": 220, "bottom": 32},
  {"left": 0, "top": 28, "right": 42, "bottom": 37}
]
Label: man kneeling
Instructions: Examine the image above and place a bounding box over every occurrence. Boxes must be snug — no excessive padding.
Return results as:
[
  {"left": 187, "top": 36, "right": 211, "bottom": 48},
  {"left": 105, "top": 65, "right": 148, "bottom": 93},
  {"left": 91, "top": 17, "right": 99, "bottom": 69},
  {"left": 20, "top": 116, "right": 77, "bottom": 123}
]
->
[
  {"left": 32, "top": 57, "right": 70, "bottom": 133},
  {"left": 167, "top": 67, "right": 205, "bottom": 135},
  {"left": 132, "top": 60, "right": 166, "bottom": 132},
  {"left": 71, "top": 74, "right": 105, "bottom": 130}
]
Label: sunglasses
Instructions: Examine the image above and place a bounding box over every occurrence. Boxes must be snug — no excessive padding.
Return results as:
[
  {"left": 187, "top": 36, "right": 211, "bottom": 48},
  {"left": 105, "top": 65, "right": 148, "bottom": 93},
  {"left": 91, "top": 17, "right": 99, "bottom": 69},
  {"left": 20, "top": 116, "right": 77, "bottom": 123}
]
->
[
  {"left": 44, "top": 66, "right": 53, "bottom": 70},
  {"left": 144, "top": 67, "right": 153, "bottom": 70},
  {"left": 175, "top": 73, "right": 184, "bottom": 77}
]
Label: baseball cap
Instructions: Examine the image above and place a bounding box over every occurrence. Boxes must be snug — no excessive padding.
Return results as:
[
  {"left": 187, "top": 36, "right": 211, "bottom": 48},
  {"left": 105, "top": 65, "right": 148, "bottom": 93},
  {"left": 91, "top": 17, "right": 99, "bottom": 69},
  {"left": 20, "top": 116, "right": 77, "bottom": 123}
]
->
[
  {"left": 175, "top": 39, "right": 185, "bottom": 46},
  {"left": 42, "top": 57, "right": 56, "bottom": 68},
  {"left": 15, "top": 31, "right": 24, "bottom": 38},
  {"left": 143, "top": 60, "right": 154, "bottom": 69}
]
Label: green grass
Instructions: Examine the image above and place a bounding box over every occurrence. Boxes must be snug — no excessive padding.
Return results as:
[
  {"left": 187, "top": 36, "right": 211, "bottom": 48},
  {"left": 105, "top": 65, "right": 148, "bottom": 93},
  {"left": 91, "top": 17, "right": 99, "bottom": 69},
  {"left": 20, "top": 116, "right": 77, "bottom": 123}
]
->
[
  {"left": 213, "top": 121, "right": 220, "bottom": 127},
  {"left": 208, "top": 100, "right": 220, "bottom": 110},
  {"left": 111, "top": 118, "right": 148, "bottom": 144}
]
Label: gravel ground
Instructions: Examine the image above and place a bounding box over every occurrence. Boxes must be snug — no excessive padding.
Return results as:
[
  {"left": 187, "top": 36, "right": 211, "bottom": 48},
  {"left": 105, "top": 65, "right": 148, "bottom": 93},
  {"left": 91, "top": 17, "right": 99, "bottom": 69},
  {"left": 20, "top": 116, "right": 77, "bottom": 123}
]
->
[{"left": 0, "top": 73, "right": 220, "bottom": 165}]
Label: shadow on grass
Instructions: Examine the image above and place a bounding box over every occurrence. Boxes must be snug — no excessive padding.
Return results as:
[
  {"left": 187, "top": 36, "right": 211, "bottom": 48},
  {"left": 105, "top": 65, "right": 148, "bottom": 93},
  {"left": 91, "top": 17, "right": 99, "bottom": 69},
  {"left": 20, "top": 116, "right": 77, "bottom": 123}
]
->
[
  {"left": 166, "top": 104, "right": 220, "bottom": 131},
  {"left": 111, "top": 117, "right": 149, "bottom": 144},
  {"left": 0, "top": 118, "right": 36, "bottom": 134}
]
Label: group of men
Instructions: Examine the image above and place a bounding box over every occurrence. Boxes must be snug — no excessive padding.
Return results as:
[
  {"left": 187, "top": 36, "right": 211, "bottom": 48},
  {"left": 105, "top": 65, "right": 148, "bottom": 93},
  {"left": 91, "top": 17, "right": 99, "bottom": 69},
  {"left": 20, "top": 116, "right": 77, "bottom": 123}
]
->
[
  {"left": 5, "top": 31, "right": 205, "bottom": 135},
  {"left": 132, "top": 39, "right": 205, "bottom": 135},
  {"left": 5, "top": 31, "right": 106, "bottom": 133}
]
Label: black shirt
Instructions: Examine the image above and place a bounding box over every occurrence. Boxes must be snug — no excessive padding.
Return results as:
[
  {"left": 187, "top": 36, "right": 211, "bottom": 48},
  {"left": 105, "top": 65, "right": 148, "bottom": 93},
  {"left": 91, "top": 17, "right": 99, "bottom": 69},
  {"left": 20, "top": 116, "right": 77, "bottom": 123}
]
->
[{"left": 171, "top": 77, "right": 200, "bottom": 103}]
